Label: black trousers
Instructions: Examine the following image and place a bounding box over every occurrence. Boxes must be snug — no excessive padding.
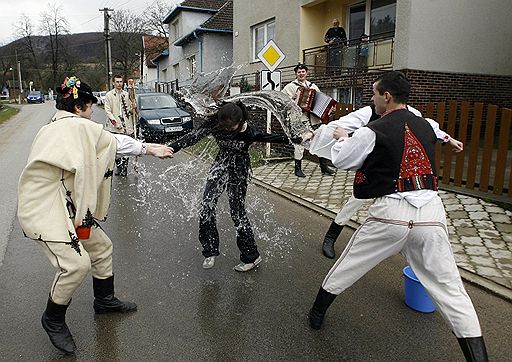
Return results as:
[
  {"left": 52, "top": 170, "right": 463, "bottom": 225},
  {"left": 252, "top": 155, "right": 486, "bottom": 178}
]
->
[{"left": 198, "top": 160, "right": 259, "bottom": 263}]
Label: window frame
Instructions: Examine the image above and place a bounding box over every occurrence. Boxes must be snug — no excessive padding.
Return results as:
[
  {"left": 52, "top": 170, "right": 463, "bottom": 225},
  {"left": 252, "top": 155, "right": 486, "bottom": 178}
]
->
[{"left": 251, "top": 18, "right": 275, "bottom": 62}]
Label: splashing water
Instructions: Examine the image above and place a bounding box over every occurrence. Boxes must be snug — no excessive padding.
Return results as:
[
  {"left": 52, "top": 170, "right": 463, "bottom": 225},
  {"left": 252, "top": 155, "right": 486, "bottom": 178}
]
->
[
  {"left": 176, "top": 64, "right": 312, "bottom": 139},
  {"left": 123, "top": 65, "right": 313, "bottom": 271}
]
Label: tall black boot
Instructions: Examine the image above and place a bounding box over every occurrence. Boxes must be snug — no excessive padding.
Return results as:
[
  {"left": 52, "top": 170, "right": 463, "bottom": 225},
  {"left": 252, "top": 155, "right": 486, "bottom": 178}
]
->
[
  {"left": 319, "top": 157, "right": 335, "bottom": 176},
  {"left": 41, "top": 298, "right": 76, "bottom": 354},
  {"left": 457, "top": 337, "right": 489, "bottom": 362},
  {"left": 121, "top": 157, "right": 129, "bottom": 176},
  {"left": 322, "top": 221, "right": 344, "bottom": 259},
  {"left": 93, "top": 275, "right": 137, "bottom": 314},
  {"left": 294, "top": 159, "right": 306, "bottom": 178},
  {"left": 115, "top": 158, "right": 124, "bottom": 176},
  {"left": 309, "top": 287, "right": 337, "bottom": 330}
]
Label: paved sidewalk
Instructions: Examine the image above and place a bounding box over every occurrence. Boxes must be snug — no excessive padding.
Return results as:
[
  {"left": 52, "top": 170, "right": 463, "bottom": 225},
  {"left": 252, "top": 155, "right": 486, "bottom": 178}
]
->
[{"left": 252, "top": 159, "right": 512, "bottom": 299}]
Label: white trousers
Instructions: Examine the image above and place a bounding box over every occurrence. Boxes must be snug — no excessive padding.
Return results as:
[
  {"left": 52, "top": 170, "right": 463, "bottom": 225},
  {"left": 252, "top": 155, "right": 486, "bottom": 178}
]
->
[
  {"left": 322, "top": 196, "right": 482, "bottom": 338},
  {"left": 294, "top": 144, "right": 305, "bottom": 160},
  {"left": 334, "top": 194, "right": 365, "bottom": 225},
  {"left": 37, "top": 226, "right": 113, "bottom": 305}
]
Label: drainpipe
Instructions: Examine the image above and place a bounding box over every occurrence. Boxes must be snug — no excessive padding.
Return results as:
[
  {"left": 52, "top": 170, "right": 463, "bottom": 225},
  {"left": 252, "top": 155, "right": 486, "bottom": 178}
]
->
[{"left": 193, "top": 31, "right": 203, "bottom": 73}]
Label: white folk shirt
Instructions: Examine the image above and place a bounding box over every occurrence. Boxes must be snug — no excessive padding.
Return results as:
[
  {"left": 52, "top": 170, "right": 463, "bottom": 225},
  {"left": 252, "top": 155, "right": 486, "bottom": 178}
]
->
[{"left": 331, "top": 126, "right": 437, "bottom": 208}]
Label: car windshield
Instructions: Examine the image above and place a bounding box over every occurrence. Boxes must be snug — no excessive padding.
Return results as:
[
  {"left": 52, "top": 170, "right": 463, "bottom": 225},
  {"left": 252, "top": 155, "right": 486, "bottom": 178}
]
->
[
  {"left": 29, "top": 91, "right": 41, "bottom": 96},
  {"left": 139, "top": 94, "right": 178, "bottom": 110}
]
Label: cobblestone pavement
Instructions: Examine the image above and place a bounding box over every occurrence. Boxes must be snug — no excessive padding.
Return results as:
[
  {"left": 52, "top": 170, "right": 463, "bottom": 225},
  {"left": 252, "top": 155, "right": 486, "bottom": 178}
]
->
[{"left": 252, "top": 159, "right": 512, "bottom": 290}]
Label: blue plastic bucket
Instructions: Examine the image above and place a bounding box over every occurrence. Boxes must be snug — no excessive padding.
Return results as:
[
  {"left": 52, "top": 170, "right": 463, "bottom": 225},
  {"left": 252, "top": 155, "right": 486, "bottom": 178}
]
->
[{"left": 403, "top": 266, "right": 436, "bottom": 313}]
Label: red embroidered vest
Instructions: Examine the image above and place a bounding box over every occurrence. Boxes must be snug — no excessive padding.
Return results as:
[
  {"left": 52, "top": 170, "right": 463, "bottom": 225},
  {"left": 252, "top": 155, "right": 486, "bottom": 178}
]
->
[{"left": 353, "top": 109, "right": 438, "bottom": 199}]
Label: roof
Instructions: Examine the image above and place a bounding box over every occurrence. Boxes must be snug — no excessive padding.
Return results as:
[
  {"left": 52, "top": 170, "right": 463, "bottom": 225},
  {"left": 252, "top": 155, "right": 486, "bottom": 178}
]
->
[
  {"left": 201, "top": 0, "right": 232, "bottom": 31},
  {"left": 143, "top": 35, "right": 169, "bottom": 68},
  {"left": 151, "top": 48, "right": 169, "bottom": 64},
  {"left": 163, "top": 0, "right": 228, "bottom": 24},
  {"left": 173, "top": 1, "right": 232, "bottom": 47}
]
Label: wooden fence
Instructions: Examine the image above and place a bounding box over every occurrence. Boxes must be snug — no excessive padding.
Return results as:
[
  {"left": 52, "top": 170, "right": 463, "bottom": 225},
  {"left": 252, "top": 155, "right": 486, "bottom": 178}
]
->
[{"left": 333, "top": 102, "right": 512, "bottom": 203}]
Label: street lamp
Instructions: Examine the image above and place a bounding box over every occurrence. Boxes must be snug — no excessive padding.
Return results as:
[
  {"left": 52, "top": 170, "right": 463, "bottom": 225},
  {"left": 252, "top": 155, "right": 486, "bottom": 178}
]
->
[{"left": 9, "top": 67, "right": 14, "bottom": 101}]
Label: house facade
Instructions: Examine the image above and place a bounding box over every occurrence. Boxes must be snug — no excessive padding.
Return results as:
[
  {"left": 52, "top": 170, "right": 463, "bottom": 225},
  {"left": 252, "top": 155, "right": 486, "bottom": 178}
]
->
[
  {"left": 232, "top": 0, "right": 512, "bottom": 108},
  {"left": 141, "top": 35, "right": 169, "bottom": 90},
  {"left": 157, "top": 0, "right": 233, "bottom": 90}
]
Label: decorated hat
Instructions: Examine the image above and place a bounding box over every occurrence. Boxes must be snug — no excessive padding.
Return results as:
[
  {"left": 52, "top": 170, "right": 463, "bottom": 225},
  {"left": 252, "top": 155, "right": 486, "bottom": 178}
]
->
[{"left": 56, "top": 76, "right": 97, "bottom": 103}]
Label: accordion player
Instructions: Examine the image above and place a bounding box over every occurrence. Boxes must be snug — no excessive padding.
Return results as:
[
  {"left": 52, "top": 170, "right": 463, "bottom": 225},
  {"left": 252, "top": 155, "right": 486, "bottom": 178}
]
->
[{"left": 296, "top": 87, "right": 337, "bottom": 123}]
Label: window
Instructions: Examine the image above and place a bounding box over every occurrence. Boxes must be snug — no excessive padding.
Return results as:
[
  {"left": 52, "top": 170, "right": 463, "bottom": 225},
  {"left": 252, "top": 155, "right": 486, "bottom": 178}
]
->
[
  {"left": 347, "top": 0, "right": 396, "bottom": 39},
  {"left": 251, "top": 19, "right": 275, "bottom": 61},
  {"left": 370, "top": 0, "right": 396, "bottom": 37},
  {"left": 188, "top": 56, "right": 196, "bottom": 78},
  {"left": 171, "top": 18, "right": 181, "bottom": 41},
  {"left": 173, "top": 63, "right": 180, "bottom": 81}
]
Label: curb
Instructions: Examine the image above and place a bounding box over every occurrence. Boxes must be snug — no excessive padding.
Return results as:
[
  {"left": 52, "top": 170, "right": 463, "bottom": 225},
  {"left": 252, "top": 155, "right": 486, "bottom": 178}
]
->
[{"left": 252, "top": 177, "right": 512, "bottom": 303}]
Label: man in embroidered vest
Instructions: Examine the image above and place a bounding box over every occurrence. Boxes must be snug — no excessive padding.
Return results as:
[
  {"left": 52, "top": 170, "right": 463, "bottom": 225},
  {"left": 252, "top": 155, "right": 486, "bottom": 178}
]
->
[
  {"left": 282, "top": 63, "right": 335, "bottom": 177},
  {"left": 308, "top": 71, "right": 488, "bottom": 362},
  {"left": 18, "top": 76, "right": 173, "bottom": 355},
  {"left": 104, "top": 74, "right": 135, "bottom": 176}
]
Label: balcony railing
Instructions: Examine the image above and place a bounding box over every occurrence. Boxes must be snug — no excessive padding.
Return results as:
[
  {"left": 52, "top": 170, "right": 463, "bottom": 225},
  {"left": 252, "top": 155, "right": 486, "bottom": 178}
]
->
[{"left": 302, "top": 31, "right": 395, "bottom": 77}]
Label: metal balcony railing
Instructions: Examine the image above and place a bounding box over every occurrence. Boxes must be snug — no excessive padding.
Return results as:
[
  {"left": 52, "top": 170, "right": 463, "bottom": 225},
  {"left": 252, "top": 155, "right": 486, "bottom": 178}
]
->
[{"left": 302, "top": 31, "right": 395, "bottom": 77}]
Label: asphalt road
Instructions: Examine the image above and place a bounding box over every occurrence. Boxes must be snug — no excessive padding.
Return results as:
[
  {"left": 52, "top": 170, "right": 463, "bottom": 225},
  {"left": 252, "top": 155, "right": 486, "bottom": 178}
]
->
[{"left": 0, "top": 102, "right": 511, "bottom": 361}]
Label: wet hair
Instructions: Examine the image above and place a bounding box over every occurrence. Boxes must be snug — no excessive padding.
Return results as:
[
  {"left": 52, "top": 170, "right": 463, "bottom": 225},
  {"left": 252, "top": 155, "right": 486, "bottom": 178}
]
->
[
  {"left": 294, "top": 63, "right": 308, "bottom": 73},
  {"left": 216, "top": 101, "right": 248, "bottom": 133},
  {"left": 374, "top": 71, "right": 410, "bottom": 104}
]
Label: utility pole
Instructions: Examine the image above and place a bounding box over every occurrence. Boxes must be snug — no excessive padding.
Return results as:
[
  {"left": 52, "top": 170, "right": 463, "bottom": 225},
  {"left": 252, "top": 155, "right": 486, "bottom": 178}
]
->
[
  {"left": 100, "top": 7, "right": 114, "bottom": 90},
  {"left": 16, "top": 50, "right": 23, "bottom": 104}
]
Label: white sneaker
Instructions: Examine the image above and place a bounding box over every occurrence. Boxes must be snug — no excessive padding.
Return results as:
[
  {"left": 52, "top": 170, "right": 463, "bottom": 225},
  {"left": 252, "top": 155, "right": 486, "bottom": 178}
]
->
[
  {"left": 233, "top": 256, "right": 262, "bottom": 272},
  {"left": 202, "top": 256, "right": 216, "bottom": 269}
]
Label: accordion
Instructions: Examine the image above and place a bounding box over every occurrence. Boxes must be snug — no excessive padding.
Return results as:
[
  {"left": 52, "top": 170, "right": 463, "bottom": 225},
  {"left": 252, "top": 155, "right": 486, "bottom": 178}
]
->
[{"left": 297, "top": 87, "right": 337, "bottom": 123}]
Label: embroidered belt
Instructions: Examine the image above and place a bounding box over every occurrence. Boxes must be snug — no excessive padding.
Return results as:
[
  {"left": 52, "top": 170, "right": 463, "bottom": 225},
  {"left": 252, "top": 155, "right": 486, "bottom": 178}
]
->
[
  {"left": 366, "top": 217, "right": 446, "bottom": 231},
  {"left": 396, "top": 173, "right": 438, "bottom": 192}
]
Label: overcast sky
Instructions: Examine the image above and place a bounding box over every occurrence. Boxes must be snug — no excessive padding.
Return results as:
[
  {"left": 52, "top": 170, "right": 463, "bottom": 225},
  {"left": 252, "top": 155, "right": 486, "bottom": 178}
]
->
[{"left": 0, "top": 0, "right": 179, "bottom": 45}]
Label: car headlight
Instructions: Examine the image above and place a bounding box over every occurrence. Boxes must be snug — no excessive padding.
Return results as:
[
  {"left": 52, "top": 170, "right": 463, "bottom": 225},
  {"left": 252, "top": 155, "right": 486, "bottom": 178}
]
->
[
  {"left": 147, "top": 119, "right": 161, "bottom": 125},
  {"left": 182, "top": 116, "right": 192, "bottom": 123}
]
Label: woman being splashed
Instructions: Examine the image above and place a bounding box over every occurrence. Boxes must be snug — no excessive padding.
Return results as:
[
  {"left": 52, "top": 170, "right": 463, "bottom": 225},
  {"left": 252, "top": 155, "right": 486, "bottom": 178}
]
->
[{"left": 170, "top": 101, "right": 293, "bottom": 272}]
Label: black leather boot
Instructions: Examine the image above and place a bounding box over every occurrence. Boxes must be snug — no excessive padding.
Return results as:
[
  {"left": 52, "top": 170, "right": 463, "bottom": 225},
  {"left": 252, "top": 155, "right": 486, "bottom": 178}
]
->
[
  {"left": 93, "top": 276, "right": 137, "bottom": 314},
  {"left": 457, "top": 337, "right": 489, "bottom": 362},
  {"left": 309, "top": 287, "right": 337, "bottom": 330},
  {"left": 41, "top": 298, "right": 76, "bottom": 354},
  {"left": 294, "top": 159, "right": 306, "bottom": 178},
  {"left": 115, "top": 157, "right": 128, "bottom": 176},
  {"left": 322, "top": 221, "right": 343, "bottom": 259},
  {"left": 319, "top": 157, "right": 335, "bottom": 176}
]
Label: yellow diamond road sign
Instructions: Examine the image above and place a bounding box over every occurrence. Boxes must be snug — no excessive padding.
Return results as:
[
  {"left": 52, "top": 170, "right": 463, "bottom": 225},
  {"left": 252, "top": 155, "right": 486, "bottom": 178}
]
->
[{"left": 257, "top": 39, "right": 285, "bottom": 72}]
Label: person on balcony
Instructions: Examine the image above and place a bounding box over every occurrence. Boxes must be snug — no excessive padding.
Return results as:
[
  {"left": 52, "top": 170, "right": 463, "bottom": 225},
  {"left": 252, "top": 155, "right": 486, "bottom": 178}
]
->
[
  {"left": 282, "top": 63, "right": 335, "bottom": 177},
  {"left": 308, "top": 71, "right": 488, "bottom": 362},
  {"left": 324, "top": 18, "right": 347, "bottom": 75}
]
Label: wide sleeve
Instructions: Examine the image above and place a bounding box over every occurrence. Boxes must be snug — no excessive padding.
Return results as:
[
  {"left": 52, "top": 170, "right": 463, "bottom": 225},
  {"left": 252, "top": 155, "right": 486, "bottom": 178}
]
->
[
  {"left": 328, "top": 106, "right": 373, "bottom": 133},
  {"left": 331, "top": 127, "right": 376, "bottom": 170},
  {"left": 104, "top": 92, "right": 116, "bottom": 121}
]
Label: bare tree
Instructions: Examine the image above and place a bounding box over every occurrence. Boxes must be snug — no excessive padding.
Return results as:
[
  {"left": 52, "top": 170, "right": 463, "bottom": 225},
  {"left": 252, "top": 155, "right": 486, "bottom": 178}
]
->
[
  {"left": 40, "top": 3, "right": 69, "bottom": 89},
  {"left": 110, "top": 9, "right": 147, "bottom": 81},
  {"left": 144, "top": 0, "right": 177, "bottom": 38},
  {"left": 14, "top": 14, "right": 44, "bottom": 90}
]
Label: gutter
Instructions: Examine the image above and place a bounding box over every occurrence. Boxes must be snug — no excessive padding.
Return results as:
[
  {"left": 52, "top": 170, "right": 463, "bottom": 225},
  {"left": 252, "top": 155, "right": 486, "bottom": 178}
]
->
[{"left": 193, "top": 31, "right": 203, "bottom": 73}]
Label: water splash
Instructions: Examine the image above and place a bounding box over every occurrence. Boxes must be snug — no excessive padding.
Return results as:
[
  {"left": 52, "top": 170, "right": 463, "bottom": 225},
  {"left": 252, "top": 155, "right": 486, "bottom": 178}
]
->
[{"left": 176, "top": 64, "right": 311, "bottom": 139}]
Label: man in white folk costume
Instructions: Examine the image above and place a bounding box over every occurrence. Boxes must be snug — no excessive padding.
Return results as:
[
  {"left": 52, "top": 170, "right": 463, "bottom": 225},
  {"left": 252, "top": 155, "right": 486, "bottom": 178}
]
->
[
  {"left": 307, "top": 71, "right": 488, "bottom": 362},
  {"left": 17, "top": 76, "right": 173, "bottom": 354}
]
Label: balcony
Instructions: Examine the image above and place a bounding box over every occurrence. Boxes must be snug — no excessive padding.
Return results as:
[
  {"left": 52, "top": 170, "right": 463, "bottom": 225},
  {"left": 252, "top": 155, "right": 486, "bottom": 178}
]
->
[{"left": 302, "top": 32, "right": 395, "bottom": 79}]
